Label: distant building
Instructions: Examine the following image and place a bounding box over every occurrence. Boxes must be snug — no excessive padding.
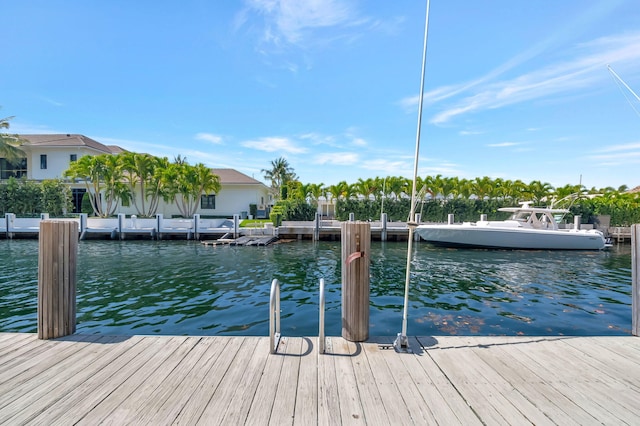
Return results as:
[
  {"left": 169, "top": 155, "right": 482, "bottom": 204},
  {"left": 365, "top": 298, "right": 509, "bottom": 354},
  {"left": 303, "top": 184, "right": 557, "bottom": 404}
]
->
[{"left": 1, "top": 134, "right": 272, "bottom": 217}]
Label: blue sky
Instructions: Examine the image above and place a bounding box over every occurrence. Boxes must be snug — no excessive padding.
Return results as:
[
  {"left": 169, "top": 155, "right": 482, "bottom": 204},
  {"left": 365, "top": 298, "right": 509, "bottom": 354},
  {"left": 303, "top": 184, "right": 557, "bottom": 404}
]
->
[{"left": 3, "top": 0, "right": 640, "bottom": 190}]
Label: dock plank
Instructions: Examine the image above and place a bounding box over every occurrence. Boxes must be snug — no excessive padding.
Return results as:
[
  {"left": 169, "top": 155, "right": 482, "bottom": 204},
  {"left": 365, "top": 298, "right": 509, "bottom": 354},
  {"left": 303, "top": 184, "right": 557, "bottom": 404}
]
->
[
  {"left": 243, "top": 337, "right": 287, "bottom": 426},
  {"left": 172, "top": 336, "right": 246, "bottom": 424},
  {"left": 190, "top": 337, "right": 263, "bottom": 424},
  {"left": 361, "top": 341, "right": 414, "bottom": 423},
  {"left": 132, "top": 337, "right": 226, "bottom": 425},
  {"left": 269, "top": 337, "right": 304, "bottom": 425},
  {"left": 100, "top": 337, "right": 203, "bottom": 423},
  {"left": 317, "top": 337, "right": 342, "bottom": 426},
  {"left": 382, "top": 337, "right": 465, "bottom": 424},
  {"left": 427, "top": 338, "right": 528, "bottom": 425},
  {"left": 342, "top": 338, "right": 388, "bottom": 424},
  {"left": 503, "top": 337, "right": 629, "bottom": 423},
  {"left": 218, "top": 337, "right": 269, "bottom": 425},
  {"left": 466, "top": 337, "right": 589, "bottom": 426},
  {"left": 0, "top": 333, "right": 639, "bottom": 425},
  {"left": 332, "top": 337, "right": 366, "bottom": 424},
  {"left": 0, "top": 335, "right": 115, "bottom": 421},
  {"left": 5, "top": 335, "right": 148, "bottom": 425},
  {"left": 294, "top": 337, "right": 318, "bottom": 425}
]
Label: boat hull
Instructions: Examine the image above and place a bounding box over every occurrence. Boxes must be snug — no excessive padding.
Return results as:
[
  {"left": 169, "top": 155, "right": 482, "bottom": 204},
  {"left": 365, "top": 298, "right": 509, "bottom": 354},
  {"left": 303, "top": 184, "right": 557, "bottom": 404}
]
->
[{"left": 415, "top": 224, "right": 606, "bottom": 250}]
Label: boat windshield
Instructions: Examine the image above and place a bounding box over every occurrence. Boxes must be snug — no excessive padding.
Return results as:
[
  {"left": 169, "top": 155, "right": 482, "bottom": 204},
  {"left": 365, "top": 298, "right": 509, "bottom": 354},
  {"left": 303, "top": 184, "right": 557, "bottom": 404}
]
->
[{"left": 510, "top": 210, "right": 557, "bottom": 229}]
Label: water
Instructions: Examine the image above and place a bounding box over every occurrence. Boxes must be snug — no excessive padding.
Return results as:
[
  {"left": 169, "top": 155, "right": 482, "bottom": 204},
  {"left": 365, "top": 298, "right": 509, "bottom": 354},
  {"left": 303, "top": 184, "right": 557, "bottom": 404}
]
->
[{"left": 0, "top": 239, "right": 633, "bottom": 336}]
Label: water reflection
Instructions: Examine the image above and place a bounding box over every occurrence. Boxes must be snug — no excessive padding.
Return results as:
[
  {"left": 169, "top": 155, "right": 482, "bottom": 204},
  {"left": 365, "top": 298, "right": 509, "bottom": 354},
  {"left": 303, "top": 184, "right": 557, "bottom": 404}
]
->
[{"left": 0, "top": 239, "right": 632, "bottom": 336}]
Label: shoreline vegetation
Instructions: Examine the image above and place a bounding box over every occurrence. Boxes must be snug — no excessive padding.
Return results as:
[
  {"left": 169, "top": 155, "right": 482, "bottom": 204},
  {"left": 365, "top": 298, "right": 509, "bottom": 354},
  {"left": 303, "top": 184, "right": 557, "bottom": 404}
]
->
[{"left": 1, "top": 152, "right": 639, "bottom": 227}]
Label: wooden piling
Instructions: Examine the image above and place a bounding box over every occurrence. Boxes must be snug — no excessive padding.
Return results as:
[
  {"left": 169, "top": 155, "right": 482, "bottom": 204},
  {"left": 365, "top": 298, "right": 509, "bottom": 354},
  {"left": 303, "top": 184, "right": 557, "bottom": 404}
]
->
[
  {"left": 38, "top": 220, "right": 78, "bottom": 339},
  {"left": 632, "top": 224, "right": 639, "bottom": 336},
  {"left": 341, "top": 221, "right": 370, "bottom": 341}
]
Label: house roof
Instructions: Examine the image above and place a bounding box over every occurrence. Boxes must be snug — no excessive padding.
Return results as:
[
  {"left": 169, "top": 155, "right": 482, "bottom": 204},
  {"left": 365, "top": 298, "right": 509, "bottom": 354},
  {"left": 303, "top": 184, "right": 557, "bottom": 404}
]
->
[
  {"left": 19, "top": 134, "right": 124, "bottom": 154},
  {"left": 211, "top": 168, "right": 265, "bottom": 186}
]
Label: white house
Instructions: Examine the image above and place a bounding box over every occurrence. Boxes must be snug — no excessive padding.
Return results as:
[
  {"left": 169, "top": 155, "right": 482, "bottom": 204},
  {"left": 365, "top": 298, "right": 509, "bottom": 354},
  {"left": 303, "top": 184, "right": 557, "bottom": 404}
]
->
[{"left": 2, "top": 134, "right": 272, "bottom": 218}]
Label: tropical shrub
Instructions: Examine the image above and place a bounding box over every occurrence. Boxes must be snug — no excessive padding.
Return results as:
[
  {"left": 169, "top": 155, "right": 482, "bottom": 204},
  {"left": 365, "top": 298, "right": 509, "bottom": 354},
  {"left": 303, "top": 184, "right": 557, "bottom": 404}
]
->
[
  {"left": 270, "top": 199, "right": 316, "bottom": 222},
  {"left": 0, "top": 177, "right": 72, "bottom": 216},
  {"left": 40, "top": 179, "right": 73, "bottom": 216}
]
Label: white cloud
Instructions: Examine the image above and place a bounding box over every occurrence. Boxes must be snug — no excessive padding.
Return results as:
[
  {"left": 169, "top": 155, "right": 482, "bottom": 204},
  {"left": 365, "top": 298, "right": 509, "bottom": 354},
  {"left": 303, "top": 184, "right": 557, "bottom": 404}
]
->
[
  {"left": 241, "top": 136, "right": 307, "bottom": 153},
  {"left": 405, "top": 31, "right": 640, "bottom": 125},
  {"left": 361, "top": 158, "right": 411, "bottom": 174},
  {"left": 586, "top": 141, "right": 640, "bottom": 165},
  {"left": 299, "top": 132, "right": 336, "bottom": 146},
  {"left": 240, "top": 0, "right": 375, "bottom": 53},
  {"left": 352, "top": 137, "right": 367, "bottom": 147},
  {"left": 314, "top": 151, "right": 359, "bottom": 165},
  {"left": 487, "top": 142, "right": 522, "bottom": 148},
  {"left": 39, "top": 97, "right": 64, "bottom": 107},
  {"left": 195, "top": 133, "right": 224, "bottom": 144},
  {"left": 587, "top": 150, "right": 640, "bottom": 165},
  {"left": 593, "top": 141, "right": 640, "bottom": 153}
]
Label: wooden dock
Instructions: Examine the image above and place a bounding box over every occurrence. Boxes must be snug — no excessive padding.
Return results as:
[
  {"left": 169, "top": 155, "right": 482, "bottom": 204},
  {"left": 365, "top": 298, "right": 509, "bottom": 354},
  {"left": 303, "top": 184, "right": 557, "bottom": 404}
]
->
[{"left": 1, "top": 333, "right": 639, "bottom": 424}]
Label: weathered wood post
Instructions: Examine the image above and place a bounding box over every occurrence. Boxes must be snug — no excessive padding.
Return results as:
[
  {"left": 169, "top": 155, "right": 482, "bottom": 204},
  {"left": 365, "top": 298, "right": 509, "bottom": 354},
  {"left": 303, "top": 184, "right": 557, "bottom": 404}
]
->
[
  {"left": 38, "top": 220, "right": 78, "bottom": 339},
  {"left": 341, "top": 221, "right": 370, "bottom": 341},
  {"left": 632, "top": 224, "right": 639, "bottom": 336}
]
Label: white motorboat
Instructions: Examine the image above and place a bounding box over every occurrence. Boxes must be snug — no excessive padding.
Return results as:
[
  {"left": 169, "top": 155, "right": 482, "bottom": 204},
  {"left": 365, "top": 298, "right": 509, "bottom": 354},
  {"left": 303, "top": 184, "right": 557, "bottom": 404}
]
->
[{"left": 415, "top": 202, "right": 607, "bottom": 250}]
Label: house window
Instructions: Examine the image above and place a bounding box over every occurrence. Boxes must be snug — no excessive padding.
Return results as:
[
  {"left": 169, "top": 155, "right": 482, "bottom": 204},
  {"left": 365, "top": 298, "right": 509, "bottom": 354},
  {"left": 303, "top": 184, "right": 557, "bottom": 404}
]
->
[
  {"left": 0, "top": 158, "right": 27, "bottom": 179},
  {"left": 40, "top": 155, "right": 47, "bottom": 169},
  {"left": 201, "top": 194, "right": 216, "bottom": 209},
  {"left": 70, "top": 154, "right": 77, "bottom": 162}
]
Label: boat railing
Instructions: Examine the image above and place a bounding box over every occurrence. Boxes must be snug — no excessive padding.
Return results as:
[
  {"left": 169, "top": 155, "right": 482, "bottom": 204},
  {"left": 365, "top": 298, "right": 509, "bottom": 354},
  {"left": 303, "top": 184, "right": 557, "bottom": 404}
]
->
[
  {"left": 319, "top": 278, "right": 326, "bottom": 354},
  {"left": 269, "top": 278, "right": 281, "bottom": 354}
]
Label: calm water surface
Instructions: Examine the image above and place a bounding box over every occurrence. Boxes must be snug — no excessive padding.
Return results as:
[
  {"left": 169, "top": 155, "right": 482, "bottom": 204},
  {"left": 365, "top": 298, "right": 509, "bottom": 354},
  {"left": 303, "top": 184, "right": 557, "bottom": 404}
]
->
[{"left": 0, "top": 239, "right": 632, "bottom": 336}]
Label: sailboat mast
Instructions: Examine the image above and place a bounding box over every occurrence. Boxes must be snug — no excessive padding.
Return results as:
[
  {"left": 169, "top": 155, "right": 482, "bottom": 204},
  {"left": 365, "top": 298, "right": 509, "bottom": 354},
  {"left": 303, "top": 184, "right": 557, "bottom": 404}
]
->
[{"left": 395, "top": 0, "right": 431, "bottom": 352}]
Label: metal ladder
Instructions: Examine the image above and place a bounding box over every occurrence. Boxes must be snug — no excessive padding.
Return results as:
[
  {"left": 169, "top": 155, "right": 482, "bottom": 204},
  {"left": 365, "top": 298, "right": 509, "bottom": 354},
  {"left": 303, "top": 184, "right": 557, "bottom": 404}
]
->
[{"left": 269, "top": 278, "right": 327, "bottom": 354}]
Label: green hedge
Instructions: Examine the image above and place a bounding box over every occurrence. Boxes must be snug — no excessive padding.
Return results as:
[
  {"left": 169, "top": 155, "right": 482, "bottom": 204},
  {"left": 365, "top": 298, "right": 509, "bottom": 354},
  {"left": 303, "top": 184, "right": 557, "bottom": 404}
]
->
[
  {"left": 0, "top": 177, "right": 72, "bottom": 216},
  {"left": 334, "top": 197, "right": 640, "bottom": 226}
]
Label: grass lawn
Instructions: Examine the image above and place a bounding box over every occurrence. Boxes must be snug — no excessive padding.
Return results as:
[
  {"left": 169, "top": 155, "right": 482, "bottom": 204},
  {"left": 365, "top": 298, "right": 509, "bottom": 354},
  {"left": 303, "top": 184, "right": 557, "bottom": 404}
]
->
[{"left": 240, "top": 219, "right": 272, "bottom": 228}]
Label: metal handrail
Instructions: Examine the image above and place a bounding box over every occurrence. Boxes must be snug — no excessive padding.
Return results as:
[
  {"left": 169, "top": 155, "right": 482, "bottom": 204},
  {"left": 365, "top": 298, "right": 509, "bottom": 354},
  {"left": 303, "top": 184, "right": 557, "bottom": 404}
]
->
[
  {"left": 319, "top": 278, "right": 326, "bottom": 354},
  {"left": 269, "top": 279, "right": 281, "bottom": 354}
]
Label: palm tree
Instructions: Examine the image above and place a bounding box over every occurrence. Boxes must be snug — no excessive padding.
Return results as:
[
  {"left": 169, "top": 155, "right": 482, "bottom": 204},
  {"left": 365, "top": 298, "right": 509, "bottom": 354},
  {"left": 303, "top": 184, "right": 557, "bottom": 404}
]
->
[
  {"left": 262, "top": 157, "right": 297, "bottom": 199},
  {"left": 120, "top": 152, "right": 158, "bottom": 216},
  {"left": 385, "top": 176, "right": 406, "bottom": 200},
  {"left": 471, "top": 176, "right": 494, "bottom": 200},
  {"left": 0, "top": 114, "right": 26, "bottom": 162},
  {"left": 354, "top": 178, "right": 378, "bottom": 200},
  {"left": 64, "top": 154, "right": 128, "bottom": 217},
  {"left": 307, "top": 183, "right": 325, "bottom": 202},
  {"left": 168, "top": 162, "right": 221, "bottom": 218},
  {"left": 524, "top": 180, "right": 554, "bottom": 205},
  {"left": 145, "top": 156, "right": 171, "bottom": 216}
]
